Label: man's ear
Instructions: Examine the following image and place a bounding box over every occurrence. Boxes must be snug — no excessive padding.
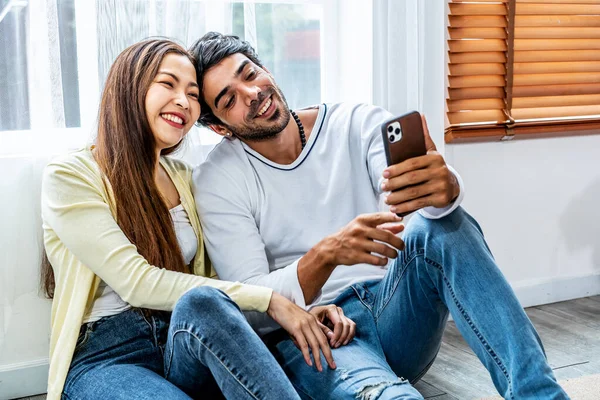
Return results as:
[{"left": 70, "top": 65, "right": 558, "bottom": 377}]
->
[{"left": 209, "top": 124, "right": 232, "bottom": 138}]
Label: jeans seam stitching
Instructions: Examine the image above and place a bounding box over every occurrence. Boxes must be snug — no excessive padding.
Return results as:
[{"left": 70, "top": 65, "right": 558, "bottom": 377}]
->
[
  {"left": 374, "top": 249, "right": 422, "bottom": 322},
  {"left": 164, "top": 335, "right": 175, "bottom": 378},
  {"left": 74, "top": 325, "right": 91, "bottom": 354},
  {"left": 410, "top": 348, "right": 438, "bottom": 384},
  {"left": 351, "top": 286, "right": 374, "bottom": 312},
  {"left": 425, "top": 256, "right": 514, "bottom": 400},
  {"left": 139, "top": 311, "right": 154, "bottom": 332},
  {"left": 169, "top": 328, "right": 261, "bottom": 400}
]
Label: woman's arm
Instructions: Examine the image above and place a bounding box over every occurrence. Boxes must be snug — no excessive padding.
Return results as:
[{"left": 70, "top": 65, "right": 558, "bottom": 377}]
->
[
  {"left": 43, "top": 155, "right": 337, "bottom": 369},
  {"left": 41, "top": 157, "right": 272, "bottom": 312}
]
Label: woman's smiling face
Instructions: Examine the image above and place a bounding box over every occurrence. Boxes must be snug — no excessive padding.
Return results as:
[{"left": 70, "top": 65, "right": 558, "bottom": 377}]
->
[{"left": 145, "top": 53, "right": 201, "bottom": 151}]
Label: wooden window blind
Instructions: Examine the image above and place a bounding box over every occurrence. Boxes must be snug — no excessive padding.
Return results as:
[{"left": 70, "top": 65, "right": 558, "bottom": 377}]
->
[{"left": 446, "top": 0, "right": 600, "bottom": 142}]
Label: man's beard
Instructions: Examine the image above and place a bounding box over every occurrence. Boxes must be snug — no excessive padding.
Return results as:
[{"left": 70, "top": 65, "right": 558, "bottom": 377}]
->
[{"left": 225, "top": 85, "right": 291, "bottom": 142}]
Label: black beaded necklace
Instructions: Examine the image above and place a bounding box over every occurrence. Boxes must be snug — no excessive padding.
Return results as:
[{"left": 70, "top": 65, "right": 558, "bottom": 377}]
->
[{"left": 290, "top": 109, "right": 306, "bottom": 150}]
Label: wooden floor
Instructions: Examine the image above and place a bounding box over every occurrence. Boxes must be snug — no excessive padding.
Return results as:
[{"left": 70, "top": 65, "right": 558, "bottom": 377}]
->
[
  {"left": 414, "top": 295, "right": 600, "bottom": 399},
  {"left": 17, "top": 296, "right": 600, "bottom": 400}
]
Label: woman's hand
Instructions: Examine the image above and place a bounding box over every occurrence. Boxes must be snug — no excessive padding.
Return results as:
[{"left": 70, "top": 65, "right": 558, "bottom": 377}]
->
[
  {"left": 309, "top": 304, "right": 356, "bottom": 348},
  {"left": 267, "top": 292, "right": 336, "bottom": 372}
]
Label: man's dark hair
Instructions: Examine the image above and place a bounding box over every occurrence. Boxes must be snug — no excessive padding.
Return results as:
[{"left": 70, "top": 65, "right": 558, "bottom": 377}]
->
[{"left": 189, "top": 32, "right": 264, "bottom": 127}]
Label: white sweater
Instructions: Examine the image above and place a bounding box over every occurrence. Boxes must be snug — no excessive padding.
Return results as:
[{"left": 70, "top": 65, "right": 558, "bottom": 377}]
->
[{"left": 193, "top": 103, "right": 464, "bottom": 333}]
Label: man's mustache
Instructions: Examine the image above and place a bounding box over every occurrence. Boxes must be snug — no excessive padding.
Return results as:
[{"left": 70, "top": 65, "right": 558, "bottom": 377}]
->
[{"left": 248, "top": 88, "right": 276, "bottom": 120}]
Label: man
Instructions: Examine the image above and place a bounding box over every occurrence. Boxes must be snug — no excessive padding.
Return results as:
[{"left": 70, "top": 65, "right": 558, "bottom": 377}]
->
[{"left": 190, "top": 32, "right": 568, "bottom": 399}]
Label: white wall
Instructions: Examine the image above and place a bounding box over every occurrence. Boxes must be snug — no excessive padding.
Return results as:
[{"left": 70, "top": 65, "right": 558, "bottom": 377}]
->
[
  {"left": 444, "top": 134, "right": 600, "bottom": 307},
  {"left": 0, "top": 156, "right": 52, "bottom": 399},
  {"left": 431, "top": 0, "right": 600, "bottom": 305}
]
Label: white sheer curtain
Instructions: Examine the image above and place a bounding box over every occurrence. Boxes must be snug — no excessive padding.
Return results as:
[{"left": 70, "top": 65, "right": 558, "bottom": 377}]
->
[
  {"left": 0, "top": 1, "right": 324, "bottom": 398},
  {"left": 372, "top": 0, "right": 446, "bottom": 150},
  {"left": 0, "top": 2, "right": 66, "bottom": 392}
]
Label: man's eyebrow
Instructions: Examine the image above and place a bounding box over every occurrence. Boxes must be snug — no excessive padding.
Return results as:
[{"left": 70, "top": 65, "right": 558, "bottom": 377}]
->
[
  {"left": 235, "top": 60, "right": 250, "bottom": 77},
  {"left": 214, "top": 85, "right": 230, "bottom": 109},
  {"left": 157, "top": 71, "right": 199, "bottom": 88},
  {"left": 214, "top": 60, "right": 251, "bottom": 109}
]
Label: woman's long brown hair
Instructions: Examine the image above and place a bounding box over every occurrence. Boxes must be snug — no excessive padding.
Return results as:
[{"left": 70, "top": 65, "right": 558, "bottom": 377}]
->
[{"left": 41, "top": 39, "right": 194, "bottom": 298}]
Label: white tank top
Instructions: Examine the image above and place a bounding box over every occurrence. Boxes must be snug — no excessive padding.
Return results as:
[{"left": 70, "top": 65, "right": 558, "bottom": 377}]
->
[{"left": 83, "top": 203, "right": 198, "bottom": 323}]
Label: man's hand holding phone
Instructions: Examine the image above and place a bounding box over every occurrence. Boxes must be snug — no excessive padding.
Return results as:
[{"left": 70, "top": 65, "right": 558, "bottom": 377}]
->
[{"left": 381, "top": 115, "right": 460, "bottom": 216}]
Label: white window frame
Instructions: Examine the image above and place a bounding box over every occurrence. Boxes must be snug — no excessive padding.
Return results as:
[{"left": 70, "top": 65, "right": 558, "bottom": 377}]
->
[{"left": 1, "top": 0, "right": 374, "bottom": 155}]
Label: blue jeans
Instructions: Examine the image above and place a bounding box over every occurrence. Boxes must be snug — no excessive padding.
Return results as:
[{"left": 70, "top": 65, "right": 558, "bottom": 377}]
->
[
  {"left": 63, "top": 286, "right": 300, "bottom": 399},
  {"left": 271, "top": 207, "right": 569, "bottom": 400}
]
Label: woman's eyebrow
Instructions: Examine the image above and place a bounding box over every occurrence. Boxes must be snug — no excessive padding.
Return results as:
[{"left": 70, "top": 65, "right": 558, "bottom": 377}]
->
[{"left": 157, "top": 71, "right": 198, "bottom": 88}]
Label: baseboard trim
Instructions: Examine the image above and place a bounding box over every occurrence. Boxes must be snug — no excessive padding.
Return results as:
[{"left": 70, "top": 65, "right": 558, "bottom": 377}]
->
[
  {"left": 0, "top": 359, "right": 48, "bottom": 399},
  {"left": 512, "top": 273, "right": 600, "bottom": 308}
]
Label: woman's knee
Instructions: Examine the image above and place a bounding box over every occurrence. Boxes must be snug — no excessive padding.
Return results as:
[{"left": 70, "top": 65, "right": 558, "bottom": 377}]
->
[
  {"left": 175, "top": 286, "right": 239, "bottom": 320},
  {"left": 65, "top": 364, "right": 190, "bottom": 400}
]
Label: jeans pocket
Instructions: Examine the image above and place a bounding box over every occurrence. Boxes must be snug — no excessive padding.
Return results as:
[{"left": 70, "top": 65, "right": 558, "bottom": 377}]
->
[
  {"left": 74, "top": 324, "right": 92, "bottom": 354},
  {"left": 350, "top": 281, "right": 379, "bottom": 311},
  {"left": 73, "top": 316, "right": 111, "bottom": 354}
]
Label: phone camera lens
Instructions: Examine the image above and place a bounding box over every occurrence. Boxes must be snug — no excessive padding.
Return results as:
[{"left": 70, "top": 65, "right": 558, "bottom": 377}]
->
[
  {"left": 389, "top": 135, "right": 395, "bottom": 142},
  {"left": 395, "top": 128, "right": 400, "bottom": 134},
  {"left": 387, "top": 126, "right": 393, "bottom": 132}
]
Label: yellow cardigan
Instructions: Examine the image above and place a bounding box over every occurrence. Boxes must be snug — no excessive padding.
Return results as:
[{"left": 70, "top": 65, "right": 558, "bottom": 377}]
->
[{"left": 41, "top": 148, "right": 273, "bottom": 400}]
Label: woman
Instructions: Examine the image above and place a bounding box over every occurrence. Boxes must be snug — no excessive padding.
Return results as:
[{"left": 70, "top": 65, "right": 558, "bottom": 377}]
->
[{"left": 40, "top": 38, "right": 336, "bottom": 400}]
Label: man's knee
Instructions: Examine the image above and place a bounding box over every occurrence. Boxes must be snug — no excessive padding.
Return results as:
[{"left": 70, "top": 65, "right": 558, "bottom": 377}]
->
[{"left": 403, "top": 206, "right": 482, "bottom": 249}]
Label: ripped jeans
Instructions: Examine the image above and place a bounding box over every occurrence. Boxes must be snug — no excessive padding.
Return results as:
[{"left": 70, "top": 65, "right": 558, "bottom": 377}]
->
[{"left": 270, "top": 207, "right": 569, "bottom": 400}]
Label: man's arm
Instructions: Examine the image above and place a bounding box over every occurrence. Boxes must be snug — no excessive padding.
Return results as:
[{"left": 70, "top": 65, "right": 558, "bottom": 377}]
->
[{"left": 297, "top": 213, "right": 404, "bottom": 302}]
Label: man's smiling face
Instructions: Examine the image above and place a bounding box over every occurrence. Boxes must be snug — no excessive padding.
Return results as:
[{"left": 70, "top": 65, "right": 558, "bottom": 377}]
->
[{"left": 201, "top": 53, "right": 290, "bottom": 141}]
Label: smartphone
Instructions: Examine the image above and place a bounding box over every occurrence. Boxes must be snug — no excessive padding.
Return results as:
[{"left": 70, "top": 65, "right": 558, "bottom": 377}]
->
[{"left": 381, "top": 111, "right": 427, "bottom": 216}]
